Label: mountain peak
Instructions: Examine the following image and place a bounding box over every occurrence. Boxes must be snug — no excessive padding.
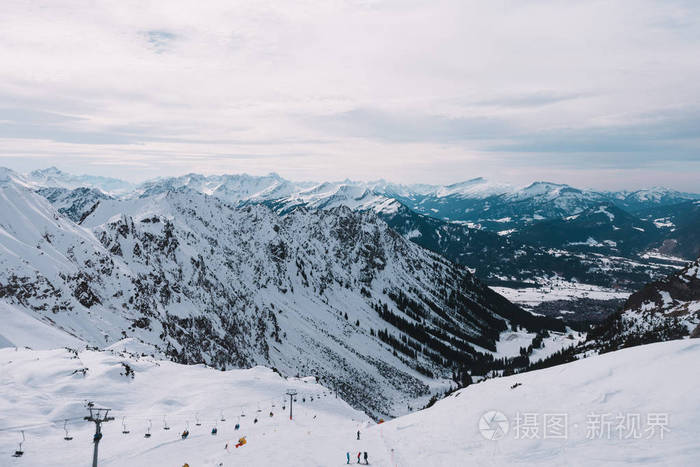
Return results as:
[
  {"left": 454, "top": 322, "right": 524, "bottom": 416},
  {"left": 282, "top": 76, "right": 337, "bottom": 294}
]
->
[{"left": 30, "top": 166, "right": 64, "bottom": 176}]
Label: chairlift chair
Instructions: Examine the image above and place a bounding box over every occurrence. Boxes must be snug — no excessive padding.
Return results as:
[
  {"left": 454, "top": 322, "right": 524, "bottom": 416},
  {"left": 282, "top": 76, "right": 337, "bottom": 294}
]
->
[
  {"left": 63, "top": 419, "right": 74, "bottom": 441},
  {"left": 12, "top": 431, "right": 25, "bottom": 457}
]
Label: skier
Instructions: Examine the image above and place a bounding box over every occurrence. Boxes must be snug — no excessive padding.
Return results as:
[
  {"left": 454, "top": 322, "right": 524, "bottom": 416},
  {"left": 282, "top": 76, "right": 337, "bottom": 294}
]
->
[
  {"left": 346, "top": 452, "right": 350, "bottom": 464},
  {"left": 357, "top": 451, "right": 361, "bottom": 463},
  {"left": 254, "top": 418, "right": 258, "bottom": 424},
  {"left": 357, "top": 430, "right": 360, "bottom": 440},
  {"left": 364, "top": 452, "right": 368, "bottom": 464}
]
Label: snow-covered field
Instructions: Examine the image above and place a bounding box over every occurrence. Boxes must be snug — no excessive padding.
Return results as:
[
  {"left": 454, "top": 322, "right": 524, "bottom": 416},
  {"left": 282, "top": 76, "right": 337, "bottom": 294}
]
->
[
  {"left": 492, "top": 279, "right": 630, "bottom": 309},
  {"left": 487, "top": 329, "right": 585, "bottom": 361},
  {"left": 2, "top": 339, "right": 698, "bottom": 466}
]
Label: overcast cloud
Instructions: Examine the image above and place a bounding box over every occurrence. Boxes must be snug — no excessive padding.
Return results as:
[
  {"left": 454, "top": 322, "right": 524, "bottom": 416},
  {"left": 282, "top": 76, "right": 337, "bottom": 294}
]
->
[{"left": 0, "top": 0, "right": 698, "bottom": 190}]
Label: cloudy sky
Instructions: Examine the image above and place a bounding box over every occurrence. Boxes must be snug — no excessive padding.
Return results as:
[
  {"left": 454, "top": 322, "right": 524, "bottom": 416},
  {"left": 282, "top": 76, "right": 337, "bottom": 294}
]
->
[{"left": 1, "top": 0, "right": 699, "bottom": 190}]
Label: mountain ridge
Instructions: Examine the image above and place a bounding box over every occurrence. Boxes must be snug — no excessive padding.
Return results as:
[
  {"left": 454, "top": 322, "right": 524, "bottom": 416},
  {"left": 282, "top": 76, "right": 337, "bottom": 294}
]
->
[{"left": 0, "top": 174, "right": 563, "bottom": 417}]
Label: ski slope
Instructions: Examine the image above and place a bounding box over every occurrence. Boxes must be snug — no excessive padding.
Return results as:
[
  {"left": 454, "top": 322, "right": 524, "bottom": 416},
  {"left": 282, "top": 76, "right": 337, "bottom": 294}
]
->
[
  {"left": 0, "top": 341, "right": 372, "bottom": 467},
  {"left": 2, "top": 339, "right": 698, "bottom": 466}
]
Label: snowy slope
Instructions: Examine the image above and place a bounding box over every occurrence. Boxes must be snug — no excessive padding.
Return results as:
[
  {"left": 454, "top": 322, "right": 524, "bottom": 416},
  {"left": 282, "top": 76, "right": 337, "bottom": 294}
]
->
[
  {"left": 1, "top": 339, "right": 697, "bottom": 466},
  {"left": 0, "top": 302, "right": 85, "bottom": 349},
  {"left": 370, "top": 339, "right": 700, "bottom": 466},
  {"left": 0, "top": 344, "right": 370, "bottom": 467}
]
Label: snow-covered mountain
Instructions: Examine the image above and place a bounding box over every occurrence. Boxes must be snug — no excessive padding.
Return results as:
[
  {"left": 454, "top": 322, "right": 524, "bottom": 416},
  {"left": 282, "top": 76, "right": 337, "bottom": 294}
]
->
[
  {"left": 607, "top": 187, "right": 700, "bottom": 212},
  {"left": 136, "top": 172, "right": 312, "bottom": 203},
  {"left": 0, "top": 173, "right": 564, "bottom": 417},
  {"left": 26, "top": 167, "right": 135, "bottom": 196},
  {"left": 35, "top": 186, "right": 112, "bottom": 222},
  {"left": 587, "top": 257, "right": 700, "bottom": 350},
  {"left": 395, "top": 181, "right": 700, "bottom": 230},
  {"left": 1, "top": 338, "right": 697, "bottom": 466},
  {"left": 513, "top": 202, "right": 661, "bottom": 255},
  {"left": 636, "top": 200, "right": 700, "bottom": 260},
  {"left": 12, "top": 166, "right": 697, "bottom": 331},
  {"left": 17, "top": 167, "right": 699, "bottom": 233}
]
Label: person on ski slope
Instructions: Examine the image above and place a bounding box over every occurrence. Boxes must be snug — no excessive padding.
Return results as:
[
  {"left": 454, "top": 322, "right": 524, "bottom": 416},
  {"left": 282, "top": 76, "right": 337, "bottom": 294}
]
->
[
  {"left": 357, "top": 451, "right": 361, "bottom": 463},
  {"left": 357, "top": 430, "right": 360, "bottom": 440},
  {"left": 346, "top": 452, "right": 350, "bottom": 464},
  {"left": 364, "top": 452, "right": 368, "bottom": 464}
]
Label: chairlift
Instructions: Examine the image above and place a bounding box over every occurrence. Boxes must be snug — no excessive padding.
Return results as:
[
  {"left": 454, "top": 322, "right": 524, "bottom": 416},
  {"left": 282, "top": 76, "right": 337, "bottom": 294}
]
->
[
  {"left": 145, "top": 419, "right": 152, "bottom": 438},
  {"left": 181, "top": 421, "right": 190, "bottom": 439},
  {"left": 63, "top": 419, "right": 74, "bottom": 441},
  {"left": 195, "top": 413, "right": 201, "bottom": 426},
  {"left": 122, "top": 416, "right": 130, "bottom": 434},
  {"left": 163, "top": 416, "right": 170, "bottom": 430},
  {"left": 220, "top": 410, "right": 226, "bottom": 422},
  {"left": 12, "top": 431, "right": 25, "bottom": 457}
]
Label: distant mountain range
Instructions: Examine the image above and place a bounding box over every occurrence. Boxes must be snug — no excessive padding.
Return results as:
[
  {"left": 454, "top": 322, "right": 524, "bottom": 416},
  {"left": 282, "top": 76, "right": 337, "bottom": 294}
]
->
[
  {"left": 19, "top": 167, "right": 698, "bottom": 292},
  {"left": 23, "top": 167, "right": 700, "bottom": 215}
]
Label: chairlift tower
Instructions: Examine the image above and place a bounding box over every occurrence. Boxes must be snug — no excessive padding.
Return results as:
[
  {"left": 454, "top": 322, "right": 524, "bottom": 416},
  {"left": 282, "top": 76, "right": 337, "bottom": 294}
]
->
[
  {"left": 286, "top": 389, "right": 298, "bottom": 420},
  {"left": 84, "top": 406, "right": 114, "bottom": 467}
]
